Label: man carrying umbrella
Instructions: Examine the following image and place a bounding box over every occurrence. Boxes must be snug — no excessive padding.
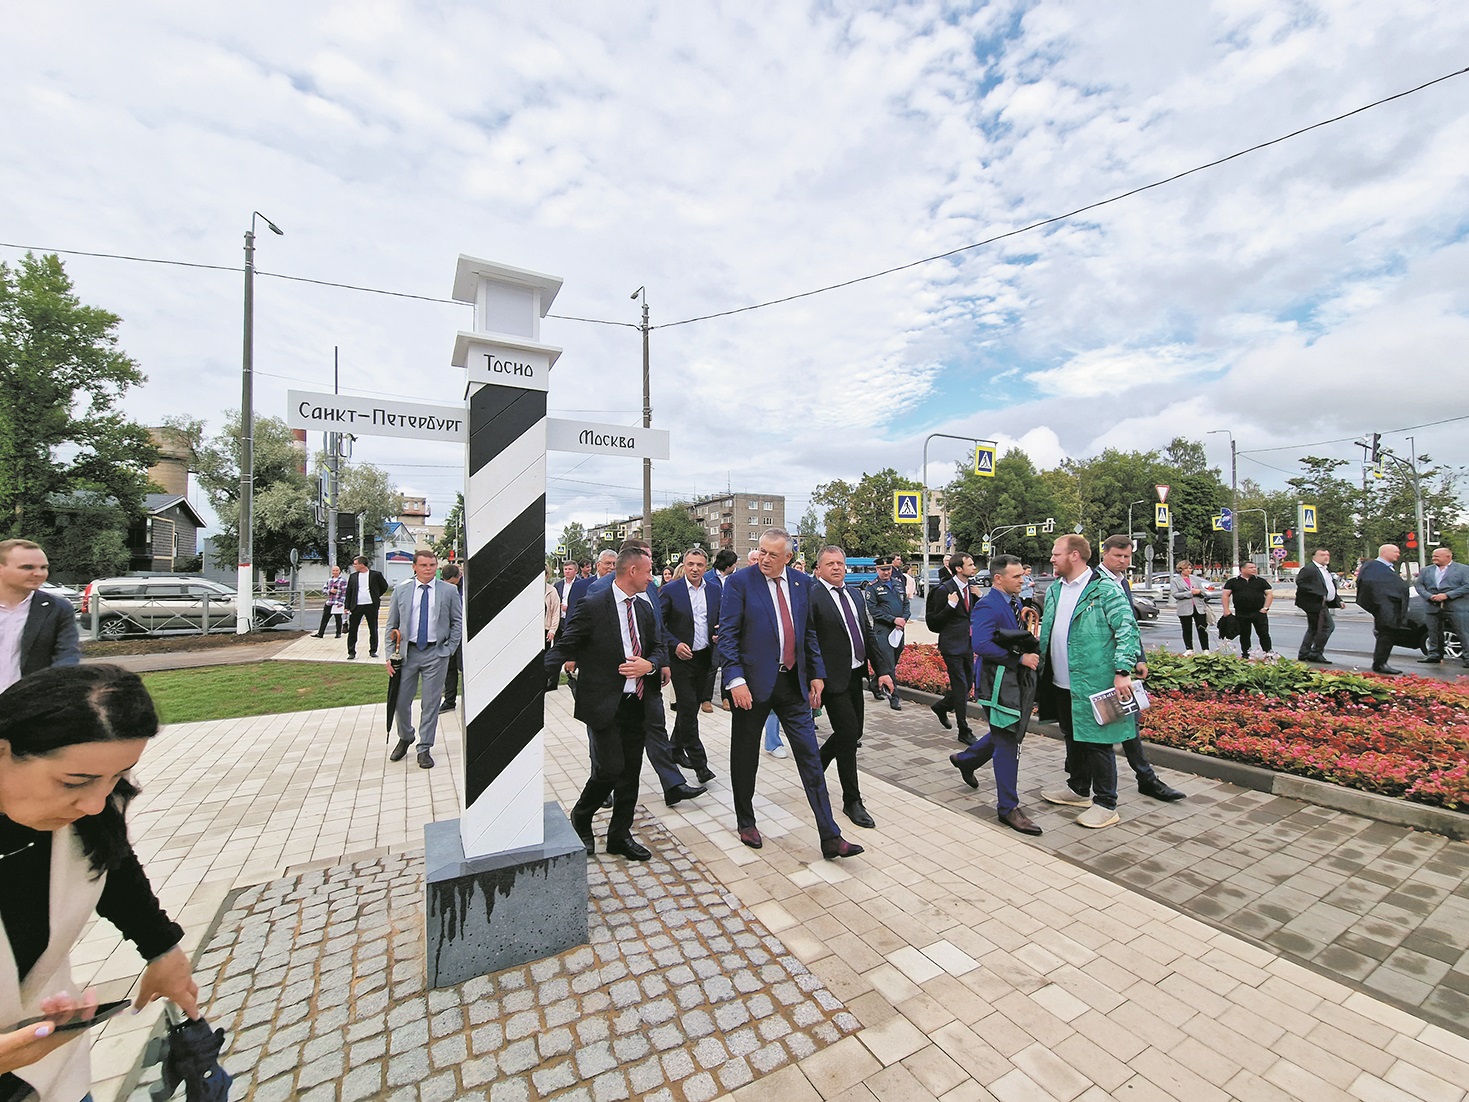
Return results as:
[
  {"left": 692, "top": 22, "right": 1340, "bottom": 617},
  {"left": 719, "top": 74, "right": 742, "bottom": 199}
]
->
[
  {"left": 948, "top": 555, "right": 1043, "bottom": 835},
  {"left": 385, "top": 551, "right": 463, "bottom": 769}
]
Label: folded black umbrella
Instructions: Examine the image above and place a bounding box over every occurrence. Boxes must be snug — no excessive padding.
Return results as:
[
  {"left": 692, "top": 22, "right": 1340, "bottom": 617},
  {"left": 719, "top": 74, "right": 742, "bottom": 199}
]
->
[
  {"left": 385, "top": 629, "right": 404, "bottom": 738},
  {"left": 147, "top": 1012, "right": 232, "bottom": 1102}
]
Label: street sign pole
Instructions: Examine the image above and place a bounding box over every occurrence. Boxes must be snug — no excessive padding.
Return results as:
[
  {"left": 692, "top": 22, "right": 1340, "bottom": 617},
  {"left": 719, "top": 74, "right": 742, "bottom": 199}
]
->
[{"left": 920, "top": 433, "right": 993, "bottom": 605}]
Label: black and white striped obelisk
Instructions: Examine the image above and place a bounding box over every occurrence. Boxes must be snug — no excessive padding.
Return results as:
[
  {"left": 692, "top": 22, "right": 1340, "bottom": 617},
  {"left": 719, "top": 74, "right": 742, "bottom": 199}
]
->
[{"left": 449, "top": 257, "right": 564, "bottom": 859}]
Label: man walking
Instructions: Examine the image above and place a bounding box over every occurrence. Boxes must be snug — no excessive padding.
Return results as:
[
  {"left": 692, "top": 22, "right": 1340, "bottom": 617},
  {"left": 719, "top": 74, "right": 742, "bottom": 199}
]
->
[
  {"left": 810, "top": 546, "right": 893, "bottom": 830},
  {"left": 1222, "top": 561, "right": 1274, "bottom": 659},
  {"left": 927, "top": 551, "right": 980, "bottom": 744},
  {"left": 719, "top": 527, "right": 862, "bottom": 858},
  {"left": 343, "top": 554, "right": 389, "bottom": 660},
  {"left": 386, "top": 551, "right": 463, "bottom": 768},
  {"left": 556, "top": 545, "right": 666, "bottom": 861},
  {"left": 1096, "top": 536, "right": 1184, "bottom": 802},
  {"left": 312, "top": 564, "right": 347, "bottom": 638},
  {"left": 659, "top": 546, "right": 720, "bottom": 784},
  {"left": 864, "top": 557, "right": 908, "bottom": 711},
  {"left": 1414, "top": 546, "right": 1469, "bottom": 668},
  {"left": 1294, "top": 548, "right": 1341, "bottom": 662},
  {"left": 1038, "top": 535, "right": 1144, "bottom": 829},
  {"left": 1357, "top": 544, "right": 1410, "bottom": 675},
  {"left": 0, "top": 539, "right": 80, "bottom": 694},
  {"left": 948, "top": 555, "right": 1043, "bottom": 835},
  {"left": 553, "top": 560, "right": 579, "bottom": 632}
]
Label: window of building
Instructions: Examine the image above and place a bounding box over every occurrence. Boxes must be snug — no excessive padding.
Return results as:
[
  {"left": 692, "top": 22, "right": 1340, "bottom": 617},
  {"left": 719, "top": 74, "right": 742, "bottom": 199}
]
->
[{"left": 763, "top": 501, "right": 773, "bottom": 510}]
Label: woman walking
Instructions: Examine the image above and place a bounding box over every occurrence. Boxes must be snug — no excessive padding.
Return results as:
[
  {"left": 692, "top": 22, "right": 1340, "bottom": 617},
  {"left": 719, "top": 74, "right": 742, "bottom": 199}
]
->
[{"left": 1170, "top": 560, "right": 1211, "bottom": 652}]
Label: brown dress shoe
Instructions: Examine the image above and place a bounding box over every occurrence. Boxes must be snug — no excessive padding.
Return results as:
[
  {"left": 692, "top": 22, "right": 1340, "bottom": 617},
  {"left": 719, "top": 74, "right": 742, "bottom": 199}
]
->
[
  {"left": 998, "top": 808, "right": 1042, "bottom": 836},
  {"left": 700, "top": 701, "right": 714, "bottom": 713}
]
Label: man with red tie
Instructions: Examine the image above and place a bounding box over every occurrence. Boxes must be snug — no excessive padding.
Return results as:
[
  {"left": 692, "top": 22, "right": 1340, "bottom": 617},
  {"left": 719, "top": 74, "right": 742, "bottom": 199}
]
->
[
  {"left": 927, "top": 551, "right": 981, "bottom": 744},
  {"left": 717, "top": 528, "right": 863, "bottom": 859}
]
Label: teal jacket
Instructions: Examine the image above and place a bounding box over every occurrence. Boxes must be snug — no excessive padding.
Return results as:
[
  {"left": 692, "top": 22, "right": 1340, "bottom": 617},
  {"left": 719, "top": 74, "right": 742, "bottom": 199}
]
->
[{"left": 1037, "top": 570, "right": 1143, "bottom": 744}]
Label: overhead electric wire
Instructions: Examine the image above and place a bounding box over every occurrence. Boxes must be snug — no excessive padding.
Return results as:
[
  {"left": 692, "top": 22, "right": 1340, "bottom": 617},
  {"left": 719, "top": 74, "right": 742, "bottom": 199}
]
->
[
  {"left": 653, "top": 64, "right": 1469, "bottom": 330},
  {"left": 1239, "top": 412, "right": 1469, "bottom": 455}
]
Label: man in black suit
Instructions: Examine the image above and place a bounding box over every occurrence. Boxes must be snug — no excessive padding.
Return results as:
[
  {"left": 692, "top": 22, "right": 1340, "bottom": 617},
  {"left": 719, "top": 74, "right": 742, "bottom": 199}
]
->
[
  {"left": 1356, "top": 543, "right": 1410, "bottom": 674},
  {"left": 0, "top": 539, "right": 80, "bottom": 694},
  {"left": 926, "top": 551, "right": 980, "bottom": 744},
  {"left": 555, "top": 545, "right": 668, "bottom": 861},
  {"left": 342, "top": 554, "right": 389, "bottom": 659},
  {"left": 658, "top": 547, "right": 720, "bottom": 784},
  {"left": 1294, "top": 548, "right": 1341, "bottom": 663},
  {"left": 810, "top": 546, "right": 893, "bottom": 829}
]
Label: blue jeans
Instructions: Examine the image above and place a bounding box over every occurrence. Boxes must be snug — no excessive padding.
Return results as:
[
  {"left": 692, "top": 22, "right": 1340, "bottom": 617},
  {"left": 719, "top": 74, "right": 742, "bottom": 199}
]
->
[{"left": 763, "top": 712, "right": 785, "bottom": 750}]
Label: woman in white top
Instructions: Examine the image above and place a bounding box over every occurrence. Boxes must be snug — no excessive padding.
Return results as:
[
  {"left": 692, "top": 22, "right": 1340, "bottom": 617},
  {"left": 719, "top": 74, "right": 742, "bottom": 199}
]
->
[{"left": 1169, "top": 560, "right": 1211, "bottom": 652}]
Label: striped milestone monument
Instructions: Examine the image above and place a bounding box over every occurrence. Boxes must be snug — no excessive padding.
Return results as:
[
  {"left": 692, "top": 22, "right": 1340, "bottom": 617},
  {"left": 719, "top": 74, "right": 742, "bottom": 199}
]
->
[{"left": 424, "top": 256, "right": 586, "bottom": 986}]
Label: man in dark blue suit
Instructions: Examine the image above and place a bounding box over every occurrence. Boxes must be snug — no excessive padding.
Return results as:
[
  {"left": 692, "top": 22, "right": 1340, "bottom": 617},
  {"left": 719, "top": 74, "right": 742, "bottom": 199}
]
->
[
  {"left": 555, "top": 545, "right": 668, "bottom": 860},
  {"left": 926, "top": 551, "right": 981, "bottom": 744},
  {"left": 658, "top": 547, "right": 720, "bottom": 784},
  {"left": 1357, "top": 543, "right": 1411, "bottom": 674},
  {"left": 948, "top": 556, "right": 1043, "bottom": 835},
  {"left": 810, "top": 545, "right": 892, "bottom": 829},
  {"left": 718, "top": 527, "right": 862, "bottom": 858},
  {"left": 0, "top": 540, "right": 80, "bottom": 694}
]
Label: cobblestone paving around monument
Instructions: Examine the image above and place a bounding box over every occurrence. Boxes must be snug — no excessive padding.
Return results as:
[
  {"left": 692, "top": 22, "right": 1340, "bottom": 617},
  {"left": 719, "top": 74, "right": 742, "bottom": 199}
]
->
[
  {"left": 855, "top": 696, "right": 1469, "bottom": 1035},
  {"left": 126, "top": 810, "right": 858, "bottom": 1102}
]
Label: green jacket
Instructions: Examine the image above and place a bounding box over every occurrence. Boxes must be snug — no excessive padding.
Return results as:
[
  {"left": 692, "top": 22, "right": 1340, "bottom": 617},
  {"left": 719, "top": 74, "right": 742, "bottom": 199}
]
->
[{"left": 1037, "top": 570, "right": 1143, "bottom": 744}]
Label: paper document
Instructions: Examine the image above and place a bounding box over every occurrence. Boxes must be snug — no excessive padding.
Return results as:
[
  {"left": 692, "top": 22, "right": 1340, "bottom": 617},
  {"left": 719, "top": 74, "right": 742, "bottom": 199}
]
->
[{"left": 1089, "top": 683, "right": 1151, "bottom": 726}]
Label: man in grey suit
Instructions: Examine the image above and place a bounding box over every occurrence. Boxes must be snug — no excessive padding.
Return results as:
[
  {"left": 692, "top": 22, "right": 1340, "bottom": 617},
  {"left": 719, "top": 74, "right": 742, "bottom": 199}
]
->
[
  {"left": 0, "top": 539, "right": 80, "bottom": 694},
  {"left": 1414, "top": 546, "right": 1469, "bottom": 668},
  {"left": 386, "top": 550, "right": 464, "bottom": 768}
]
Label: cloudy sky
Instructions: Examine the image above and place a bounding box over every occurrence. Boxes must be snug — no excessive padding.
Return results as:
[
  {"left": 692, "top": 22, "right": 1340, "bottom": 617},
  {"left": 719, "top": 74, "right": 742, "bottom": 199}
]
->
[{"left": 3, "top": 1, "right": 1467, "bottom": 540}]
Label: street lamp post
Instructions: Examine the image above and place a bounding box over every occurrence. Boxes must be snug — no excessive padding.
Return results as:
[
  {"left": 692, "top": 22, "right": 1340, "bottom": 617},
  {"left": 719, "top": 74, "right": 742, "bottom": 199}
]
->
[
  {"left": 238, "top": 211, "right": 283, "bottom": 633},
  {"left": 1208, "top": 429, "right": 1239, "bottom": 574},
  {"left": 631, "top": 287, "right": 652, "bottom": 542},
  {"left": 1125, "top": 500, "right": 1146, "bottom": 582},
  {"left": 920, "top": 433, "right": 993, "bottom": 605}
]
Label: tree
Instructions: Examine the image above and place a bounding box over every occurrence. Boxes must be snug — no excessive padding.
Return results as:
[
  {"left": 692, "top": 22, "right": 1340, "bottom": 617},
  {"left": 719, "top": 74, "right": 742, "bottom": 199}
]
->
[
  {"left": 650, "top": 504, "right": 705, "bottom": 570},
  {"left": 945, "top": 450, "right": 1073, "bottom": 565},
  {"left": 795, "top": 506, "right": 824, "bottom": 551},
  {"left": 44, "top": 492, "right": 131, "bottom": 580},
  {"left": 1284, "top": 457, "right": 1366, "bottom": 567},
  {"left": 552, "top": 521, "right": 591, "bottom": 567},
  {"left": 811, "top": 469, "right": 922, "bottom": 557},
  {"left": 433, "top": 494, "right": 465, "bottom": 563},
  {"left": 0, "top": 253, "right": 158, "bottom": 540},
  {"left": 333, "top": 457, "right": 402, "bottom": 553}
]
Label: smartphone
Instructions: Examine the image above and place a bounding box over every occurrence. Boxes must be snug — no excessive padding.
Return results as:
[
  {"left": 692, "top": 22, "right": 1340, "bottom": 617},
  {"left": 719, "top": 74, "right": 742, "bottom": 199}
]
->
[{"left": 11, "top": 999, "right": 130, "bottom": 1034}]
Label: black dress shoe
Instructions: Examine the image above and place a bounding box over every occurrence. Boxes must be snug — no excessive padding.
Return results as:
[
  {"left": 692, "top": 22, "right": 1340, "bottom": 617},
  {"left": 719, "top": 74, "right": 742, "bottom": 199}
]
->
[
  {"left": 821, "top": 837, "right": 865, "bottom": 859},
  {"left": 1138, "top": 778, "right": 1186, "bottom": 802},
  {"left": 606, "top": 835, "right": 651, "bottom": 861},
  {"left": 311, "top": 633, "right": 325, "bottom": 638},
  {"left": 1372, "top": 665, "right": 1403, "bottom": 675},
  {"left": 369, "top": 652, "right": 379, "bottom": 659},
  {"left": 930, "top": 703, "right": 952, "bottom": 730},
  {"left": 695, "top": 766, "right": 716, "bottom": 784},
  {"left": 738, "top": 827, "right": 763, "bottom": 849},
  {"left": 957, "top": 730, "right": 977, "bottom": 747},
  {"left": 843, "top": 800, "right": 876, "bottom": 828},
  {"left": 346, "top": 653, "right": 357, "bottom": 660},
  {"left": 673, "top": 750, "right": 694, "bottom": 768},
  {"left": 949, "top": 753, "right": 979, "bottom": 789},
  {"left": 889, "top": 697, "right": 902, "bottom": 711},
  {"left": 998, "top": 808, "right": 1043, "bottom": 836},
  {"left": 389, "top": 739, "right": 412, "bottom": 762},
  {"left": 602, "top": 793, "right": 615, "bottom": 809},
  {"left": 417, "top": 750, "right": 434, "bottom": 769},
  {"left": 575, "top": 829, "right": 595, "bottom": 855},
  {"left": 1419, "top": 656, "right": 1442, "bottom": 664},
  {"left": 664, "top": 783, "right": 707, "bottom": 806},
  {"left": 440, "top": 698, "right": 456, "bottom": 711},
  {"left": 571, "top": 810, "right": 595, "bottom": 854}
]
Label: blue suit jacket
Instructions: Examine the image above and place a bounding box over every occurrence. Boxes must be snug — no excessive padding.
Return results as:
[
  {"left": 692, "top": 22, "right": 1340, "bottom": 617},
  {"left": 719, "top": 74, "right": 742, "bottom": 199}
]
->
[
  {"left": 658, "top": 576, "right": 720, "bottom": 650},
  {"left": 716, "top": 565, "right": 825, "bottom": 701},
  {"left": 970, "top": 586, "right": 1021, "bottom": 683}
]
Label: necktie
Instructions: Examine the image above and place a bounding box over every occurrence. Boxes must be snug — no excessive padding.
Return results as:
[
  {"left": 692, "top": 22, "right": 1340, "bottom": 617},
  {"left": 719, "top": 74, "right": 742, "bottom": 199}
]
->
[
  {"left": 1010, "top": 596, "right": 1021, "bottom": 621},
  {"left": 416, "top": 584, "right": 430, "bottom": 647},
  {"left": 625, "top": 598, "right": 644, "bottom": 698},
  {"left": 961, "top": 581, "right": 970, "bottom": 612},
  {"left": 837, "top": 588, "right": 866, "bottom": 664},
  {"left": 774, "top": 578, "right": 796, "bottom": 670}
]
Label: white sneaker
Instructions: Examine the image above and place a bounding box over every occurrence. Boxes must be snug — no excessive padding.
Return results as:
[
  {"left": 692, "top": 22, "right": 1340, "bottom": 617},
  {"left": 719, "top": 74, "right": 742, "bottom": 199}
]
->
[
  {"left": 1183, "top": 650, "right": 1194, "bottom": 657},
  {"left": 1041, "top": 788, "right": 1092, "bottom": 808},
  {"left": 1077, "top": 804, "right": 1120, "bottom": 829},
  {"left": 766, "top": 745, "right": 789, "bottom": 759}
]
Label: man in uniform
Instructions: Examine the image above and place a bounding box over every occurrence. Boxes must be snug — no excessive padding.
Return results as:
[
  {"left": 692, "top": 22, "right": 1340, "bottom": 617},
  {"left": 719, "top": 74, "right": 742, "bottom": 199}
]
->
[{"left": 864, "top": 557, "right": 908, "bottom": 711}]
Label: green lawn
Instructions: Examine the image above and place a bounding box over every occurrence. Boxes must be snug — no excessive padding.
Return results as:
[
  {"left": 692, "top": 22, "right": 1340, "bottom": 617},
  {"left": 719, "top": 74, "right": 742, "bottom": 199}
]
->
[{"left": 141, "top": 661, "right": 391, "bottom": 725}]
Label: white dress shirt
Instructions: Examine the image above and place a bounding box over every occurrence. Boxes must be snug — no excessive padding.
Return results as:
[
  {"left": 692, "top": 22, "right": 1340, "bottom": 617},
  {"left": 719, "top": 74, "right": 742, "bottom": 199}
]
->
[
  {"left": 354, "top": 570, "right": 371, "bottom": 603},
  {"left": 409, "top": 581, "right": 438, "bottom": 645},
  {"left": 819, "top": 578, "right": 864, "bottom": 669},
  {"left": 1317, "top": 562, "right": 1337, "bottom": 601},
  {"left": 613, "top": 580, "right": 644, "bottom": 693},
  {"left": 688, "top": 579, "right": 710, "bottom": 650},
  {"left": 0, "top": 592, "right": 33, "bottom": 693},
  {"left": 1047, "top": 572, "right": 1091, "bottom": 690}
]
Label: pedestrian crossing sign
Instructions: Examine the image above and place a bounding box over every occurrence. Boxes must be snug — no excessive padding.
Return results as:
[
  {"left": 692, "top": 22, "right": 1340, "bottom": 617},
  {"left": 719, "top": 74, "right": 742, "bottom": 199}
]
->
[
  {"left": 1270, "top": 532, "right": 1285, "bottom": 548},
  {"left": 1211, "top": 515, "right": 1225, "bottom": 531},
  {"left": 981, "top": 540, "right": 992, "bottom": 554},
  {"left": 894, "top": 491, "right": 921, "bottom": 524},
  {"left": 1025, "top": 525, "right": 1037, "bottom": 537},
  {"left": 1155, "top": 503, "right": 1170, "bottom": 528},
  {"left": 974, "top": 444, "right": 996, "bottom": 477},
  {"left": 1301, "top": 504, "right": 1318, "bottom": 533}
]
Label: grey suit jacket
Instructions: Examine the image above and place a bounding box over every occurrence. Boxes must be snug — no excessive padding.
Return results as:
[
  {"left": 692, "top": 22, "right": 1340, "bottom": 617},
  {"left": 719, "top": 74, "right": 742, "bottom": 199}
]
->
[
  {"left": 1170, "top": 573, "right": 1209, "bottom": 617},
  {"left": 384, "top": 578, "right": 463, "bottom": 659},
  {"left": 21, "top": 592, "right": 82, "bottom": 677},
  {"left": 1414, "top": 561, "right": 1469, "bottom": 603}
]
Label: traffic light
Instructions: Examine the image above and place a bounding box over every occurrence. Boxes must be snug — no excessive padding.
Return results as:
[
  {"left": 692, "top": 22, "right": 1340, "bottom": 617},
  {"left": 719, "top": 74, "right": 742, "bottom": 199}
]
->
[
  {"left": 1171, "top": 531, "right": 1186, "bottom": 554},
  {"left": 1406, "top": 531, "right": 1418, "bottom": 550},
  {"left": 927, "top": 516, "right": 940, "bottom": 542},
  {"left": 1370, "top": 433, "right": 1382, "bottom": 463},
  {"left": 1284, "top": 528, "right": 1294, "bottom": 541}
]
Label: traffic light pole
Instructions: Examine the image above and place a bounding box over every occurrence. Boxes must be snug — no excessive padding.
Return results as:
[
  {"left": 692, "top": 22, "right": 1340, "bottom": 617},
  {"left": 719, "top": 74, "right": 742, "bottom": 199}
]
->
[{"left": 920, "top": 433, "right": 992, "bottom": 600}]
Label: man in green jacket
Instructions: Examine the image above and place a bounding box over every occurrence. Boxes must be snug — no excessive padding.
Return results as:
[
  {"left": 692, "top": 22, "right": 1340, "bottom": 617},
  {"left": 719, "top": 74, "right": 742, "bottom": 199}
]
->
[{"left": 1035, "top": 534, "right": 1143, "bottom": 829}]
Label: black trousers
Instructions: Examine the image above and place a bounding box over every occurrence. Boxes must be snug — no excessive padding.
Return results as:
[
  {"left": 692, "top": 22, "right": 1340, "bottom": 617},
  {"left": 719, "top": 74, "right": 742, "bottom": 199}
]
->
[
  {"left": 1298, "top": 604, "right": 1335, "bottom": 659},
  {"left": 1236, "top": 611, "right": 1272, "bottom": 655},
  {"left": 316, "top": 605, "right": 342, "bottom": 637},
  {"left": 571, "top": 694, "right": 647, "bottom": 840},
  {"left": 669, "top": 647, "right": 713, "bottom": 770},
  {"left": 444, "top": 644, "right": 463, "bottom": 701},
  {"left": 1372, "top": 620, "right": 1397, "bottom": 668},
  {"left": 819, "top": 673, "right": 865, "bottom": 805},
  {"left": 1055, "top": 687, "right": 1119, "bottom": 809},
  {"left": 940, "top": 652, "right": 973, "bottom": 734},
  {"left": 1179, "top": 612, "right": 1209, "bottom": 650},
  {"left": 870, "top": 627, "right": 904, "bottom": 700},
  {"left": 347, "top": 605, "right": 379, "bottom": 656}
]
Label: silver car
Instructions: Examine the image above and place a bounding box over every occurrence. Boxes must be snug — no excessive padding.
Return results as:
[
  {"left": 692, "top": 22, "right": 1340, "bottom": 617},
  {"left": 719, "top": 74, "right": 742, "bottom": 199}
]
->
[{"left": 80, "top": 576, "right": 293, "bottom": 638}]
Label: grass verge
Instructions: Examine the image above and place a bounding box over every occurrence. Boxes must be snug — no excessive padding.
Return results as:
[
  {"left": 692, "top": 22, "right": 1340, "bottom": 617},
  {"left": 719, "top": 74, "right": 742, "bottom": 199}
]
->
[{"left": 142, "top": 660, "right": 389, "bottom": 724}]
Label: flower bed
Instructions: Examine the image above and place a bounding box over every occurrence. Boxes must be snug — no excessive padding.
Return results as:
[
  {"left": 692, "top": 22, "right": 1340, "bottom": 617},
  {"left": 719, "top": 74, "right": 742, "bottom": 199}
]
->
[{"left": 894, "top": 644, "right": 1469, "bottom": 812}]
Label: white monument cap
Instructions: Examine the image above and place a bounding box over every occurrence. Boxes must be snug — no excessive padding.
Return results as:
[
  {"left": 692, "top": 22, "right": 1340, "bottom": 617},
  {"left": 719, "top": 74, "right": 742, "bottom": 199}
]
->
[{"left": 452, "top": 255, "right": 564, "bottom": 341}]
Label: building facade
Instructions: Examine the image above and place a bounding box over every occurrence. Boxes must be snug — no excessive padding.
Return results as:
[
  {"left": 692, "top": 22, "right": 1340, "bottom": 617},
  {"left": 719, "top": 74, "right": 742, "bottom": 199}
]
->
[{"left": 587, "top": 493, "right": 787, "bottom": 554}]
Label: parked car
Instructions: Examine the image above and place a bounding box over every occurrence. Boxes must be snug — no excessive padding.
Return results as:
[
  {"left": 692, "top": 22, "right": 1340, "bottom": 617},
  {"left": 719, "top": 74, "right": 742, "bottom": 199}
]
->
[
  {"left": 79, "top": 576, "right": 294, "bottom": 638},
  {"left": 1406, "top": 594, "right": 1463, "bottom": 660},
  {"left": 40, "top": 580, "right": 83, "bottom": 611},
  {"left": 1132, "top": 592, "right": 1160, "bottom": 622}
]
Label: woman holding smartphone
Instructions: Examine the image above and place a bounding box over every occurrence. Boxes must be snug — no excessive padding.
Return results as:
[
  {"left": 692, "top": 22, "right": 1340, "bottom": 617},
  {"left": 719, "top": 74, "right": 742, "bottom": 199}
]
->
[{"left": 0, "top": 665, "right": 199, "bottom": 1102}]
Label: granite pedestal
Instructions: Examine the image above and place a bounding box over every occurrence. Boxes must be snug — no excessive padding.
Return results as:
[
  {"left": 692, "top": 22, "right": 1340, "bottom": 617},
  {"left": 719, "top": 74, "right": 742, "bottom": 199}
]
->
[{"left": 423, "top": 802, "right": 588, "bottom": 987}]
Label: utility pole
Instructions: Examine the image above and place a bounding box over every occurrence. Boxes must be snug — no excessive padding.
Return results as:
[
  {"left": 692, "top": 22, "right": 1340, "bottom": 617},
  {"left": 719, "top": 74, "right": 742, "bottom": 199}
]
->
[
  {"left": 1208, "top": 429, "right": 1239, "bottom": 573},
  {"left": 238, "top": 210, "right": 283, "bottom": 633},
  {"left": 325, "top": 347, "right": 340, "bottom": 568},
  {"left": 632, "top": 287, "right": 652, "bottom": 541},
  {"left": 920, "top": 433, "right": 993, "bottom": 601}
]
